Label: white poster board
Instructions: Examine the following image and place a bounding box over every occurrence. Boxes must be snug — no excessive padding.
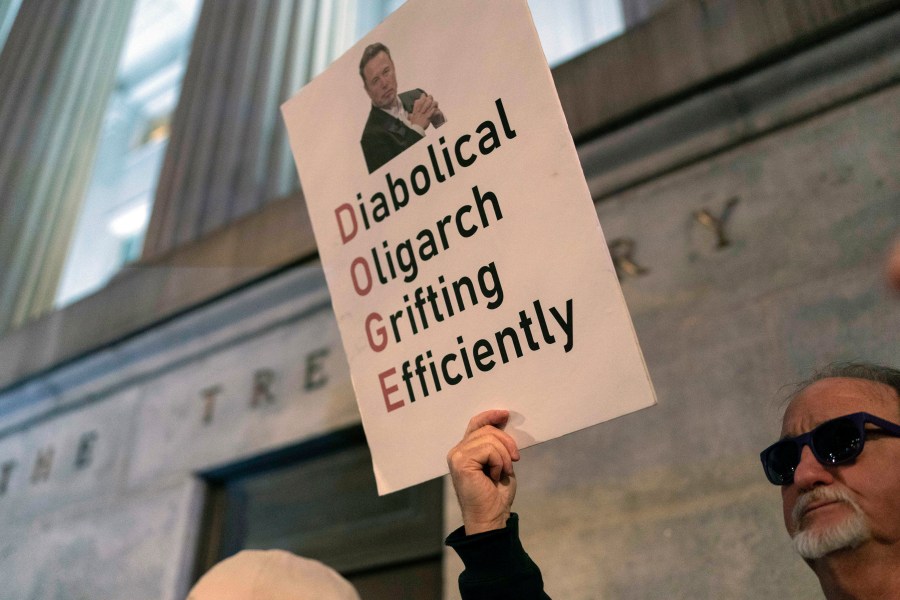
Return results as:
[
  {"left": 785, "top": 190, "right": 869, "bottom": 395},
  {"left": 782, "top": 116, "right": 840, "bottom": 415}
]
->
[{"left": 282, "top": 0, "right": 656, "bottom": 494}]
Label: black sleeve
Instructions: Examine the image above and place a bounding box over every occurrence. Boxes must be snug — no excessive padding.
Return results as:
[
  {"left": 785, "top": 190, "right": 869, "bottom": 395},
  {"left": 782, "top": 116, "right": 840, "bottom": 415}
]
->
[{"left": 445, "top": 514, "right": 551, "bottom": 600}]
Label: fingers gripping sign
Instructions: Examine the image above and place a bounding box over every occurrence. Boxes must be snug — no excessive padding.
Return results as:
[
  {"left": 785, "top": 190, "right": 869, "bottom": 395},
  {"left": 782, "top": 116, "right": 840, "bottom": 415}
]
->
[{"left": 447, "top": 409, "right": 521, "bottom": 534}]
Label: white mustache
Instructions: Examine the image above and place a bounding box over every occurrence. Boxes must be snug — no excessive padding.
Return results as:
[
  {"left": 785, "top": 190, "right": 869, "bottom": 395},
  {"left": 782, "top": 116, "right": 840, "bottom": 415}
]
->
[{"left": 791, "top": 486, "right": 860, "bottom": 531}]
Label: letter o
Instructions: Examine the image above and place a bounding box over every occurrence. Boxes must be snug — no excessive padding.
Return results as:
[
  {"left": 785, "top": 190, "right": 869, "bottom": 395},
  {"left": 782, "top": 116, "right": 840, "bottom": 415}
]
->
[
  {"left": 411, "top": 164, "right": 431, "bottom": 196},
  {"left": 350, "top": 256, "right": 373, "bottom": 296}
]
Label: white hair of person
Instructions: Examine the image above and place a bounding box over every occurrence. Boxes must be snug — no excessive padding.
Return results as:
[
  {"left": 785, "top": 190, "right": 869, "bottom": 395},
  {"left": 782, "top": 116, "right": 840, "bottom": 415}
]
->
[{"left": 187, "top": 549, "right": 360, "bottom": 600}]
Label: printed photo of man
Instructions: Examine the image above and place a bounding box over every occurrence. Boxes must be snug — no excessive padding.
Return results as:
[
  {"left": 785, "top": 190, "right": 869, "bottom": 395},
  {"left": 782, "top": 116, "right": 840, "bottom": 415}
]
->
[{"left": 359, "top": 42, "right": 445, "bottom": 173}]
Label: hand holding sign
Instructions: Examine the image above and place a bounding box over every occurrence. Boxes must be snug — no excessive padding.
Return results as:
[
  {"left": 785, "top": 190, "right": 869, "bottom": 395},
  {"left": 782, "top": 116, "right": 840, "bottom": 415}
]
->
[{"left": 447, "top": 409, "right": 520, "bottom": 534}]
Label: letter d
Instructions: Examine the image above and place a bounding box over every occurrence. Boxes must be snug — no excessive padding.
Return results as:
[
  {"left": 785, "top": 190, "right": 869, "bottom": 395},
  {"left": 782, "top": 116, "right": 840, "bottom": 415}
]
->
[{"left": 335, "top": 203, "right": 357, "bottom": 244}]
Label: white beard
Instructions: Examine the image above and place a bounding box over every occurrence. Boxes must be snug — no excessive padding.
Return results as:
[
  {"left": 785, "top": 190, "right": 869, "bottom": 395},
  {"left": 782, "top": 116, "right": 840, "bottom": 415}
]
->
[{"left": 790, "top": 486, "right": 871, "bottom": 559}]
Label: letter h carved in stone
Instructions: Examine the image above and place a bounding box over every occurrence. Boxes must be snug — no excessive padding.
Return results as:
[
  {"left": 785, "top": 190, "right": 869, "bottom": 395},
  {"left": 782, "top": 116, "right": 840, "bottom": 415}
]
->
[
  {"left": 31, "top": 447, "right": 54, "bottom": 484},
  {"left": 75, "top": 431, "right": 98, "bottom": 470},
  {"left": 0, "top": 461, "right": 15, "bottom": 496},
  {"left": 201, "top": 385, "right": 222, "bottom": 425}
]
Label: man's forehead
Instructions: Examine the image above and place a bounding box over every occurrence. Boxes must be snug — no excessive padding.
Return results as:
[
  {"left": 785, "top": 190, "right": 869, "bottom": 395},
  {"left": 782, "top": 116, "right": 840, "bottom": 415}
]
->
[
  {"left": 781, "top": 377, "right": 900, "bottom": 434},
  {"left": 364, "top": 52, "right": 392, "bottom": 76}
]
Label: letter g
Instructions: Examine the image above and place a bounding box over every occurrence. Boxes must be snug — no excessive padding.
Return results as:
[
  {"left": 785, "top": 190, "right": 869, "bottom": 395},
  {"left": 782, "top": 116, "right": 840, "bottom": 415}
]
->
[{"left": 365, "top": 312, "right": 387, "bottom": 352}]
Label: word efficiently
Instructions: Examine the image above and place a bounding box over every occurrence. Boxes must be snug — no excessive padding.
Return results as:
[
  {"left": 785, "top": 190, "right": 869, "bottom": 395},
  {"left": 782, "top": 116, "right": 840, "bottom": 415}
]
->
[{"left": 378, "top": 298, "right": 574, "bottom": 412}]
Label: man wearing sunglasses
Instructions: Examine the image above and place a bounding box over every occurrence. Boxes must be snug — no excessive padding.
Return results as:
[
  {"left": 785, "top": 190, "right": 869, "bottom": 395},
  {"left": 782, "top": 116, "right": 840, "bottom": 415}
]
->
[
  {"left": 445, "top": 362, "right": 900, "bottom": 599},
  {"left": 762, "top": 363, "right": 900, "bottom": 599}
]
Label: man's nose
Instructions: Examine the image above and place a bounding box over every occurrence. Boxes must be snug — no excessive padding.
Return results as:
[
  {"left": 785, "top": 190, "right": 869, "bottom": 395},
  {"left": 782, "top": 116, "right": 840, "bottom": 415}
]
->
[{"left": 792, "top": 445, "right": 835, "bottom": 490}]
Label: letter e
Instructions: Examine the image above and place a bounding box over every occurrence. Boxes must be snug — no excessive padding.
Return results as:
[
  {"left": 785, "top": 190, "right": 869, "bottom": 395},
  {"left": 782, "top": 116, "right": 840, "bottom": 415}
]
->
[
  {"left": 379, "top": 368, "right": 405, "bottom": 412},
  {"left": 304, "top": 348, "right": 330, "bottom": 391}
]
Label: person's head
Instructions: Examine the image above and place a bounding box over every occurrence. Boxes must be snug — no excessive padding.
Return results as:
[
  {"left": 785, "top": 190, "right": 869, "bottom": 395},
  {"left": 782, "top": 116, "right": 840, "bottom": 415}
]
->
[
  {"left": 187, "top": 549, "right": 360, "bottom": 600},
  {"left": 768, "top": 363, "right": 900, "bottom": 562},
  {"left": 360, "top": 43, "right": 397, "bottom": 109}
]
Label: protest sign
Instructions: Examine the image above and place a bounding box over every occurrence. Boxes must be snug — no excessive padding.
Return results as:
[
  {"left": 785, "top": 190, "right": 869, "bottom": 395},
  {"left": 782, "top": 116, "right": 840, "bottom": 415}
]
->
[{"left": 282, "top": 0, "right": 656, "bottom": 494}]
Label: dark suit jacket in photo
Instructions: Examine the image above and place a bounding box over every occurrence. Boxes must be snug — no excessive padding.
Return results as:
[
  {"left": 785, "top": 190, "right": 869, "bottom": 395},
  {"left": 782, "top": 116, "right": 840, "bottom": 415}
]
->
[{"left": 360, "top": 89, "right": 427, "bottom": 174}]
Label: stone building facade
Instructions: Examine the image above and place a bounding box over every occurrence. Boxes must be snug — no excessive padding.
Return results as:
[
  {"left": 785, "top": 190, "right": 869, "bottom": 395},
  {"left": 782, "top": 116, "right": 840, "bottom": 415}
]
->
[{"left": 0, "top": 1, "right": 898, "bottom": 598}]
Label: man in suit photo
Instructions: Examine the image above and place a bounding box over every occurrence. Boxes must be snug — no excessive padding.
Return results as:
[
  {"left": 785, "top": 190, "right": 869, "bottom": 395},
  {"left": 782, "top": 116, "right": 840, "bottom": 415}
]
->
[{"left": 359, "top": 42, "right": 445, "bottom": 173}]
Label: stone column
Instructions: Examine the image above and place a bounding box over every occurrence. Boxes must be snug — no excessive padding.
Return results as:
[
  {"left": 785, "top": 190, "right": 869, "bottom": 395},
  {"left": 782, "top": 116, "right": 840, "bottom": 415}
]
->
[
  {"left": 0, "top": 0, "right": 135, "bottom": 334},
  {"left": 143, "top": 0, "right": 354, "bottom": 260},
  {"left": 621, "top": 0, "right": 670, "bottom": 27},
  {"left": 0, "top": 0, "right": 23, "bottom": 47}
]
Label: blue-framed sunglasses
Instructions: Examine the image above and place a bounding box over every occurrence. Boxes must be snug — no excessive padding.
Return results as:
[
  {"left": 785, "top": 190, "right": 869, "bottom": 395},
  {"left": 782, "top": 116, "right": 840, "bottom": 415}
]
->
[{"left": 760, "top": 411, "right": 900, "bottom": 486}]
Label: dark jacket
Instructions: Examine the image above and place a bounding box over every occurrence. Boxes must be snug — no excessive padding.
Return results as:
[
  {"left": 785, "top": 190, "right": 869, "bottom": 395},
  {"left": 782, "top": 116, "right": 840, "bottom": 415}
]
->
[
  {"left": 360, "top": 89, "right": 426, "bottom": 173},
  {"left": 445, "top": 514, "right": 551, "bottom": 599}
]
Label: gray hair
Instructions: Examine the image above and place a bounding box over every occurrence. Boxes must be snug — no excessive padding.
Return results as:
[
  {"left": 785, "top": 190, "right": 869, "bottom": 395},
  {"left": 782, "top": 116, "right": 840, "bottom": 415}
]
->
[{"left": 788, "top": 361, "right": 900, "bottom": 405}]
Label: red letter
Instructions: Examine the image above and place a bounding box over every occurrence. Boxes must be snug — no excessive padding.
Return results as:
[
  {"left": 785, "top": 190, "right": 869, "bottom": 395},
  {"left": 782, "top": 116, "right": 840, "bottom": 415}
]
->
[
  {"left": 379, "top": 368, "right": 404, "bottom": 412},
  {"left": 335, "top": 203, "right": 357, "bottom": 244},
  {"left": 350, "top": 257, "right": 372, "bottom": 296},
  {"left": 365, "top": 312, "right": 387, "bottom": 352}
]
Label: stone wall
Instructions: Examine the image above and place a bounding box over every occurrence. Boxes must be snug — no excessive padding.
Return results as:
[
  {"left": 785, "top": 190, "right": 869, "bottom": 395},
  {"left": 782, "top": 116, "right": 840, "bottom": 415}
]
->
[
  {"left": 0, "top": 1, "right": 897, "bottom": 599},
  {"left": 442, "top": 72, "right": 900, "bottom": 600},
  {"left": 0, "top": 266, "right": 359, "bottom": 599}
]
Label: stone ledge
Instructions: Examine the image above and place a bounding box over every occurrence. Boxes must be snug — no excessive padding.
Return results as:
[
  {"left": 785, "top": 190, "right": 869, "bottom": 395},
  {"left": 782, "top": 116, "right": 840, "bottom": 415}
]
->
[
  {"left": 555, "top": 0, "right": 899, "bottom": 140},
  {"left": 579, "top": 10, "right": 900, "bottom": 198},
  {"left": 0, "top": 194, "right": 315, "bottom": 393}
]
